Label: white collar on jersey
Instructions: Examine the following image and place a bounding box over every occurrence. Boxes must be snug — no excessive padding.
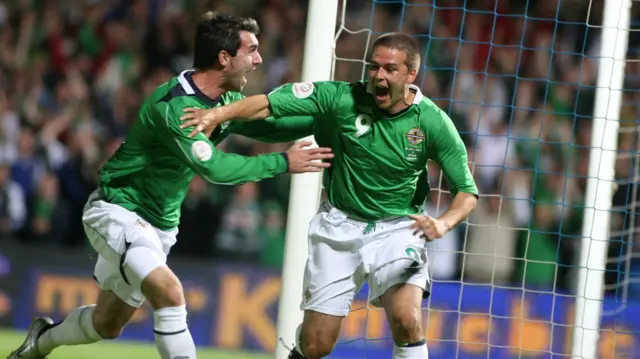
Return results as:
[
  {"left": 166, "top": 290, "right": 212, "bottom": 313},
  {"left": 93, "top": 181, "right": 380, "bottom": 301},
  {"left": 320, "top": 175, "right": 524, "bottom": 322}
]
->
[
  {"left": 367, "top": 83, "right": 424, "bottom": 104},
  {"left": 409, "top": 84, "right": 424, "bottom": 104},
  {"left": 178, "top": 70, "right": 196, "bottom": 95}
]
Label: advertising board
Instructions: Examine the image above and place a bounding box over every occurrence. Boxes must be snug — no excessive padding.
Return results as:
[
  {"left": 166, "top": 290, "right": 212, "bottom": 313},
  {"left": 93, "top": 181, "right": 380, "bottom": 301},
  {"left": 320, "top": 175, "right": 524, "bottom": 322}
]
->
[{"left": 0, "top": 243, "right": 636, "bottom": 358}]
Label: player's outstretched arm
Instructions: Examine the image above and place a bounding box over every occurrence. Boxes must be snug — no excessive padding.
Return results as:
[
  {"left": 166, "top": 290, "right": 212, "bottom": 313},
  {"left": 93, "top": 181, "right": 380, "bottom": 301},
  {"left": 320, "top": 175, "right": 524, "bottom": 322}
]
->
[
  {"left": 157, "top": 104, "right": 333, "bottom": 184},
  {"left": 225, "top": 116, "right": 314, "bottom": 144},
  {"left": 180, "top": 81, "right": 345, "bottom": 137},
  {"left": 180, "top": 94, "right": 272, "bottom": 137}
]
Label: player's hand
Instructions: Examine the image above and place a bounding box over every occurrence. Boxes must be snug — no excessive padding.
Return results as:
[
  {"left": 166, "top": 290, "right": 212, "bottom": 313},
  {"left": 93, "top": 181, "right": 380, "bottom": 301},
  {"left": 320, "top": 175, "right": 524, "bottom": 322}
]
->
[
  {"left": 285, "top": 141, "right": 334, "bottom": 174},
  {"left": 408, "top": 215, "right": 449, "bottom": 242},
  {"left": 180, "top": 107, "right": 223, "bottom": 138}
]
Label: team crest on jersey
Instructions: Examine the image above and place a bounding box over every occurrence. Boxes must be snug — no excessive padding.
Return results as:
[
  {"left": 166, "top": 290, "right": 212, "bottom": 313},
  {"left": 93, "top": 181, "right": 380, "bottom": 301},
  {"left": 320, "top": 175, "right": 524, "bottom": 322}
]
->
[
  {"left": 406, "top": 127, "right": 425, "bottom": 145},
  {"left": 292, "top": 82, "right": 314, "bottom": 99}
]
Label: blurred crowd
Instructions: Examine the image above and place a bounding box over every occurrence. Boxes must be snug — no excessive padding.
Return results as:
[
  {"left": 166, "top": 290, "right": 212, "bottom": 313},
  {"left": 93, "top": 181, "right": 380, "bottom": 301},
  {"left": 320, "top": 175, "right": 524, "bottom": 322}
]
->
[{"left": 0, "top": 0, "right": 638, "bottom": 299}]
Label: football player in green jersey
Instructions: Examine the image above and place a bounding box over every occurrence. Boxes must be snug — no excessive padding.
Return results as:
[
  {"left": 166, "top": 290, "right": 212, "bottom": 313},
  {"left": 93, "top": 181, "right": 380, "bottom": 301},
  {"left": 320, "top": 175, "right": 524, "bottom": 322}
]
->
[
  {"left": 8, "top": 12, "right": 328, "bottom": 359},
  {"left": 179, "top": 33, "right": 478, "bottom": 359}
]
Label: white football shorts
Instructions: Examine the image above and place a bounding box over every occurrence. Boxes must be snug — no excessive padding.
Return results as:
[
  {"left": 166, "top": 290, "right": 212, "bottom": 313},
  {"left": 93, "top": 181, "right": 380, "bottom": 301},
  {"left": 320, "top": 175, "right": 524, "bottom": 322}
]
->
[
  {"left": 301, "top": 202, "right": 431, "bottom": 317},
  {"left": 81, "top": 189, "right": 178, "bottom": 308}
]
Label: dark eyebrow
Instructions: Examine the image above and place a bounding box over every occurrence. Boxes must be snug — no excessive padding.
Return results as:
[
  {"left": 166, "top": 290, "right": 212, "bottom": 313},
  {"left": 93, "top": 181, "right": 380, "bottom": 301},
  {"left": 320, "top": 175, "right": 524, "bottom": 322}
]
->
[{"left": 248, "top": 44, "right": 258, "bottom": 51}]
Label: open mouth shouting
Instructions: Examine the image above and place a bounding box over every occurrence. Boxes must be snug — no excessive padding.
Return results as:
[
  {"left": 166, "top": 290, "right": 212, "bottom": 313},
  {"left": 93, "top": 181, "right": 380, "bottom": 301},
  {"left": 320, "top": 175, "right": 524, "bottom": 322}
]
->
[{"left": 374, "top": 84, "right": 390, "bottom": 102}]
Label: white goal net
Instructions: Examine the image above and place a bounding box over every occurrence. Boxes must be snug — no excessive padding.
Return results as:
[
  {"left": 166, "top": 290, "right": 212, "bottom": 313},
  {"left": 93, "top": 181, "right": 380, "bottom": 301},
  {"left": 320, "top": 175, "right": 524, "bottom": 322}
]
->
[{"left": 326, "top": 0, "right": 640, "bottom": 357}]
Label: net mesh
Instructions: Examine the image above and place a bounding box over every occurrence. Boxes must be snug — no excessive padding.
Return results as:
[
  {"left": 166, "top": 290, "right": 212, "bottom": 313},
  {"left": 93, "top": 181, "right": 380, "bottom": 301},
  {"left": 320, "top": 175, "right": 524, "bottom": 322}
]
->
[{"left": 328, "top": 0, "right": 640, "bottom": 357}]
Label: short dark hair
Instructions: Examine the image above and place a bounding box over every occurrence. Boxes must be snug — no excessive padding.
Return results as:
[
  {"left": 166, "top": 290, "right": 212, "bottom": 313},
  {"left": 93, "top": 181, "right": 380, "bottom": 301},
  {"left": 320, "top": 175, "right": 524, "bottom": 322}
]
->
[
  {"left": 193, "top": 12, "right": 260, "bottom": 70},
  {"left": 372, "top": 32, "right": 420, "bottom": 71}
]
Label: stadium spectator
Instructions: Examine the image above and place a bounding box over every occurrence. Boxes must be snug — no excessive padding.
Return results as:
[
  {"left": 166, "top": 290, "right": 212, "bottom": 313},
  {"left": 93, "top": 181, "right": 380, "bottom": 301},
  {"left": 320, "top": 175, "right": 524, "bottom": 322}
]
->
[{"left": 0, "top": 161, "right": 25, "bottom": 236}]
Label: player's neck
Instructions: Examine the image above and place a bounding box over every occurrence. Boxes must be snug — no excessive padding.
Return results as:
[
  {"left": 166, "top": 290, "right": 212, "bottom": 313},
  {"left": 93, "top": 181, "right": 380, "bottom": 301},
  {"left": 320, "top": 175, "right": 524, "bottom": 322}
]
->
[
  {"left": 387, "top": 88, "right": 415, "bottom": 115},
  {"left": 191, "top": 71, "right": 227, "bottom": 100}
]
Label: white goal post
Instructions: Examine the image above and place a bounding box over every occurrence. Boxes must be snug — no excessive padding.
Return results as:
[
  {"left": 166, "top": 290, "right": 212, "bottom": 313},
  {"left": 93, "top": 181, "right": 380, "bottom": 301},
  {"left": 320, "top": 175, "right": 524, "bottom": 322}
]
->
[
  {"left": 571, "top": 0, "right": 631, "bottom": 358},
  {"left": 274, "top": 1, "right": 339, "bottom": 358}
]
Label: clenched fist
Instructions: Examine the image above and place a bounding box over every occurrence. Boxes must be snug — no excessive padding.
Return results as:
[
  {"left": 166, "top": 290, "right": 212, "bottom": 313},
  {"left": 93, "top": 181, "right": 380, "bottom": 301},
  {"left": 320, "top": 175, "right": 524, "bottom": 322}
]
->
[{"left": 409, "top": 215, "right": 450, "bottom": 241}]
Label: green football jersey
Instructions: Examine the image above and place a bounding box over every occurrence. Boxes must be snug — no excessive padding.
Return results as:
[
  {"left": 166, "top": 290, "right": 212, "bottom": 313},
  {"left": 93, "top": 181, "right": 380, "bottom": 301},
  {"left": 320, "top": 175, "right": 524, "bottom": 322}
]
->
[
  {"left": 99, "top": 70, "right": 313, "bottom": 229},
  {"left": 268, "top": 81, "right": 478, "bottom": 221}
]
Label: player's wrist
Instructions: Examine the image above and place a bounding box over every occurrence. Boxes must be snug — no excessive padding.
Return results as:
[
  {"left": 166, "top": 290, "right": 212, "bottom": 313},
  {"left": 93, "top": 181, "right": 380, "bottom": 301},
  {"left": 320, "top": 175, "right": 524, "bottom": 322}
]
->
[
  {"left": 280, "top": 152, "right": 290, "bottom": 173},
  {"left": 438, "top": 217, "right": 451, "bottom": 233},
  {"left": 212, "top": 106, "right": 230, "bottom": 126}
]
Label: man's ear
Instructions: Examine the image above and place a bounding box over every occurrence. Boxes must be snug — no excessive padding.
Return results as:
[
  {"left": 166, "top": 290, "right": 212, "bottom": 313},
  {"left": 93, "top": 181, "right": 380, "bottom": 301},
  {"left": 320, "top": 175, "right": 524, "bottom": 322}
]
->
[
  {"left": 407, "top": 67, "right": 418, "bottom": 84},
  {"left": 218, "top": 50, "right": 230, "bottom": 67}
]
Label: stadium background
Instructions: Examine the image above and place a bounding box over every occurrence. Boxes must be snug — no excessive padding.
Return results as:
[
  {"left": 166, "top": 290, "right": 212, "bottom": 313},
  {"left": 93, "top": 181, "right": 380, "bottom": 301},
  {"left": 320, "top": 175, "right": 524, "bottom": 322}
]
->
[{"left": 0, "top": 0, "right": 638, "bottom": 358}]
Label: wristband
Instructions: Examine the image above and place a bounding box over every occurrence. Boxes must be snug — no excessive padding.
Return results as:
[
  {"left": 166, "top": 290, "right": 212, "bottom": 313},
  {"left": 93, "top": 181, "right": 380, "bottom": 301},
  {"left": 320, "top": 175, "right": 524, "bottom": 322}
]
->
[{"left": 280, "top": 152, "right": 290, "bottom": 173}]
